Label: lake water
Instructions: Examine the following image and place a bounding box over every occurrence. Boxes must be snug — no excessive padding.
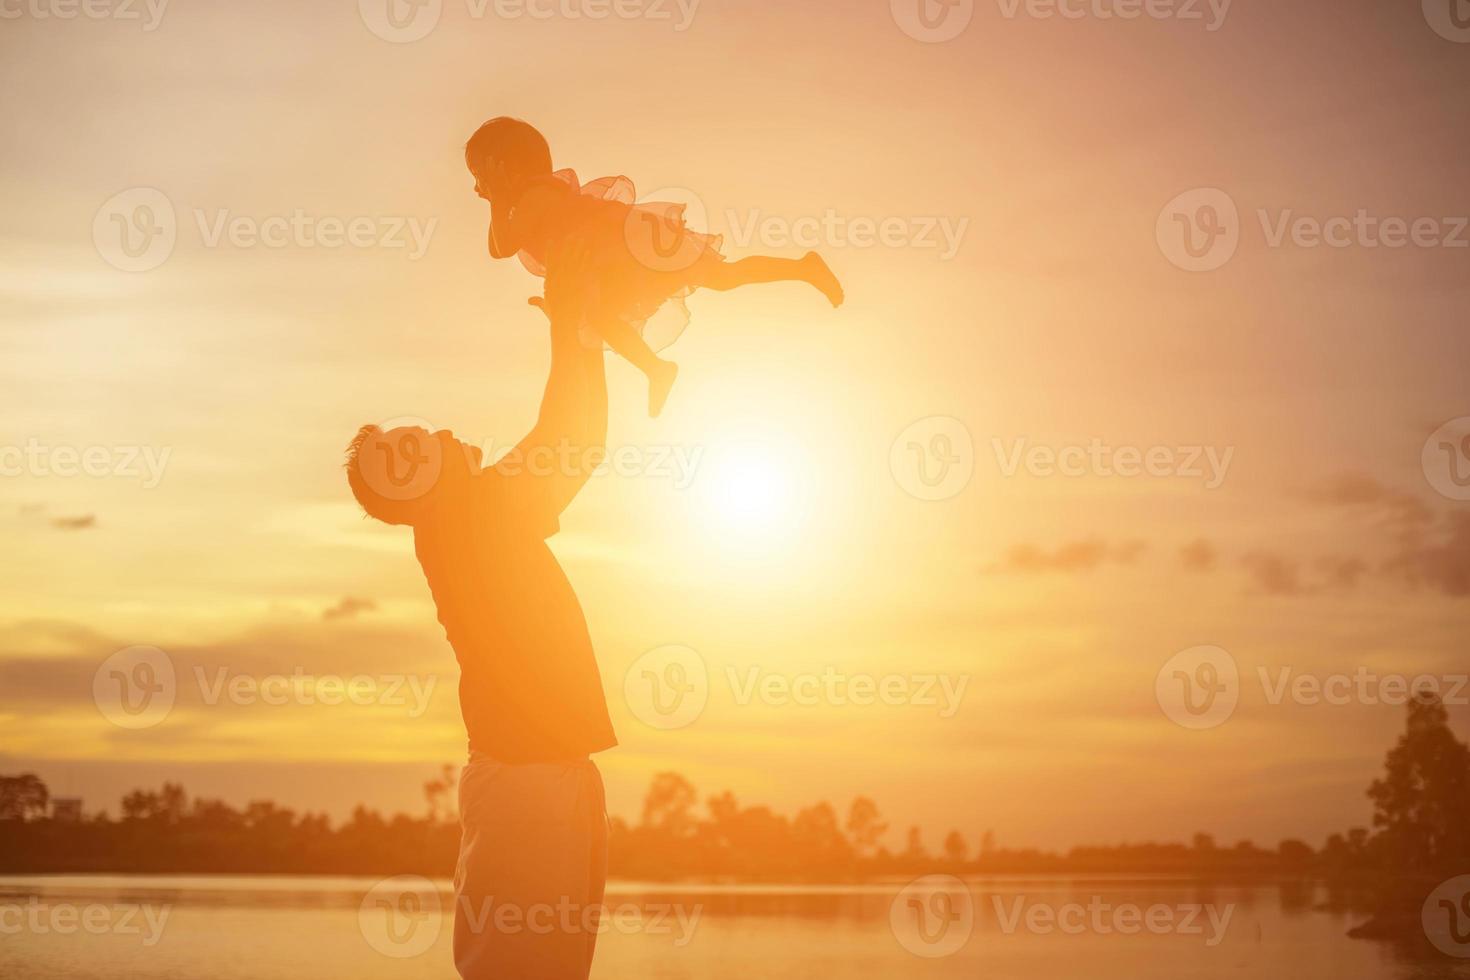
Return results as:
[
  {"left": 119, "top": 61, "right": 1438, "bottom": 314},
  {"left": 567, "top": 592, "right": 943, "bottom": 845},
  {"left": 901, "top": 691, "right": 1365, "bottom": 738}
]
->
[{"left": 2, "top": 874, "right": 1466, "bottom": 979}]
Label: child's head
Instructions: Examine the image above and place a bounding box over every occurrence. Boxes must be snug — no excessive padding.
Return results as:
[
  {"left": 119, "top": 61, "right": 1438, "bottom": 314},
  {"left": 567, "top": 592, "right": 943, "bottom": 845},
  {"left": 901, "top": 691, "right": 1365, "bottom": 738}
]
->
[{"left": 464, "top": 117, "right": 551, "bottom": 195}]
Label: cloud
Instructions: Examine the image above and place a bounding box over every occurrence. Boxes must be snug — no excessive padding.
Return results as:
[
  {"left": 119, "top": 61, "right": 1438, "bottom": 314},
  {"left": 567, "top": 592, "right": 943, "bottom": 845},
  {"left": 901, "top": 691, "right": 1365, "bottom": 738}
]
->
[
  {"left": 1389, "top": 513, "right": 1470, "bottom": 598},
  {"left": 50, "top": 514, "right": 97, "bottom": 531},
  {"left": 994, "top": 539, "right": 1147, "bottom": 574},
  {"left": 1308, "top": 474, "right": 1468, "bottom": 598},
  {"left": 1242, "top": 552, "right": 1306, "bottom": 596},
  {"left": 1180, "top": 538, "right": 1217, "bottom": 572},
  {"left": 322, "top": 597, "right": 378, "bottom": 621},
  {"left": 1307, "top": 473, "right": 1433, "bottom": 543},
  {"left": 1317, "top": 556, "right": 1369, "bottom": 590}
]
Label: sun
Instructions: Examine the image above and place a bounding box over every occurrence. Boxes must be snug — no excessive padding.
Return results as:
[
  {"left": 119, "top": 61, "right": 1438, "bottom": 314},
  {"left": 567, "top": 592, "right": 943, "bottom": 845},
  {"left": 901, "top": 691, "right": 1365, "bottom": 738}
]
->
[{"left": 695, "top": 438, "right": 809, "bottom": 547}]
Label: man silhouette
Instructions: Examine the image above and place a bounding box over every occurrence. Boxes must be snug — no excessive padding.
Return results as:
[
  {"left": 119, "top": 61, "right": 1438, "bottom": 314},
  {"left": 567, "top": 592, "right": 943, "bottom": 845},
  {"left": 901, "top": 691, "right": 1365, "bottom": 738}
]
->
[{"left": 346, "top": 243, "right": 616, "bottom": 980}]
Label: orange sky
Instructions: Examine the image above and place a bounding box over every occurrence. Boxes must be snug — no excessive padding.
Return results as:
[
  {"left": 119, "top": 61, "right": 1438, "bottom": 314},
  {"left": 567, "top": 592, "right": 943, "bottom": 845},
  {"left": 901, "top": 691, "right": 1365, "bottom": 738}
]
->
[{"left": 2, "top": 0, "right": 1468, "bottom": 851}]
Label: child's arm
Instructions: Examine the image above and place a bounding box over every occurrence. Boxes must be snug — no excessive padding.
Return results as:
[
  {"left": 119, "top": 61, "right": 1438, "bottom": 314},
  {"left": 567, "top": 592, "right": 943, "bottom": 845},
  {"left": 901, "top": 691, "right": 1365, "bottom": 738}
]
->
[
  {"left": 482, "top": 242, "right": 608, "bottom": 521},
  {"left": 488, "top": 178, "right": 561, "bottom": 260}
]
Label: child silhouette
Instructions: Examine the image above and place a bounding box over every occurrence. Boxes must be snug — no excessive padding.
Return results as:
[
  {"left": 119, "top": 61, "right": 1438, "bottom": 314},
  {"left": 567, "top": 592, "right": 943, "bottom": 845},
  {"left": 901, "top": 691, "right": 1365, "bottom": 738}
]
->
[{"left": 466, "top": 117, "right": 843, "bottom": 417}]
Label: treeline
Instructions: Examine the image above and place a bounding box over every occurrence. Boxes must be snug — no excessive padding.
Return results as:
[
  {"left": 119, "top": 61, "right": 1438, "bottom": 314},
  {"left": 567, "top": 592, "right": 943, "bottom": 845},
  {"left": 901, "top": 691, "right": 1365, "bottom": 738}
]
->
[
  {"left": 2, "top": 693, "right": 1462, "bottom": 888},
  {"left": 0, "top": 772, "right": 1334, "bottom": 880}
]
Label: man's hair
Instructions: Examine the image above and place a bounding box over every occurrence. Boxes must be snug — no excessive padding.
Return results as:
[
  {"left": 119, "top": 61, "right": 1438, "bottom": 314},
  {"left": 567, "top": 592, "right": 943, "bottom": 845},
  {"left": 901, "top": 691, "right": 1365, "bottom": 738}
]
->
[
  {"left": 464, "top": 117, "right": 552, "bottom": 178},
  {"left": 345, "top": 424, "right": 416, "bottom": 527}
]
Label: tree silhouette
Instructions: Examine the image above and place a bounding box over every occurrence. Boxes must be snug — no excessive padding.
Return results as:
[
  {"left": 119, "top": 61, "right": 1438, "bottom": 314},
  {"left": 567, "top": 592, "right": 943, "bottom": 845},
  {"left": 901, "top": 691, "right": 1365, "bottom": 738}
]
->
[
  {"left": 845, "top": 797, "right": 887, "bottom": 858},
  {"left": 1367, "top": 691, "right": 1470, "bottom": 876},
  {"left": 641, "top": 772, "right": 697, "bottom": 837},
  {"left": 424, "top": 765, "right": 457, "bottom": 824},
  {"left": 0, "top": 774, "right": 49, "bottom": 821}
]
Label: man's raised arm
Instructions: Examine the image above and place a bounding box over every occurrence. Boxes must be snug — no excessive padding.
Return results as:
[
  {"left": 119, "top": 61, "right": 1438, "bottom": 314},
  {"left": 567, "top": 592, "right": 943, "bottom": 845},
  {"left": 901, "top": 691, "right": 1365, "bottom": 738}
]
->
[{"left": 486, "top": 243, "right": 608, "bottom": 524}]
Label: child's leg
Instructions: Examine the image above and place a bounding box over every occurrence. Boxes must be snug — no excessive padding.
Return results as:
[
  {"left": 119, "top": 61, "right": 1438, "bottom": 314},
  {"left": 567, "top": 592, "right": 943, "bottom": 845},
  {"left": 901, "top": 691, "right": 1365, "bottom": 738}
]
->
[
  {"left": 590, "top": 316, "right": 679, "bottom": 418},
  {"left": 692, "top": 252, "right": 843, "bottom": 307}
]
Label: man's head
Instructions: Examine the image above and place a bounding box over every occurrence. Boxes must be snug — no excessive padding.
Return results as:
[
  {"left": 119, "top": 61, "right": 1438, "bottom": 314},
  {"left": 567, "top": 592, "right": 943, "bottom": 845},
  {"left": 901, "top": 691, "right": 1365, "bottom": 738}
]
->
[
  {"left": 464, "top": 117, "right": 552, "bottom": 202},
  {"left": 346, "top": 424, "right": 483, "bottom": 526}
]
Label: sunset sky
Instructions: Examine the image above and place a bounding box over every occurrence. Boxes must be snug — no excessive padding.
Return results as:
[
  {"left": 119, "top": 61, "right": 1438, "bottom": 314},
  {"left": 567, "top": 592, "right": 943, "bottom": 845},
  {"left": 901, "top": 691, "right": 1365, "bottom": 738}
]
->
[{"left": 2, "top": 0, "right": 1468, "bottom": 853}]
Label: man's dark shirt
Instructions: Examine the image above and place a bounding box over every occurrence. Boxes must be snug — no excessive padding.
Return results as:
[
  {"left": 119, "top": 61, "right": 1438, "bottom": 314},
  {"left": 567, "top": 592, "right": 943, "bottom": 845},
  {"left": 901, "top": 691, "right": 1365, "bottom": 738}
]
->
[{"left": 413, "top": 465, "right": 617, "bottom": 763}]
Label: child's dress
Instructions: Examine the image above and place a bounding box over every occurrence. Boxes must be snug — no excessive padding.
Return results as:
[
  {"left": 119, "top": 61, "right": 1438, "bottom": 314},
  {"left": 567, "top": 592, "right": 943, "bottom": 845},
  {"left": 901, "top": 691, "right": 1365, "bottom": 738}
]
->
[{"left": 515, "top": 169, "right": 725, "bottom": 352}]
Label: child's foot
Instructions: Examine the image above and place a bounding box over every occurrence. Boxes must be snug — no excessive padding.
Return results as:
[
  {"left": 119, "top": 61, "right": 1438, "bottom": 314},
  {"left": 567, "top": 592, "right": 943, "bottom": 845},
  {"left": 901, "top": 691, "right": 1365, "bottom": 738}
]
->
[
  {"left": 649, "top": 360, "right": 679, "bottom": 418},
  {"left": 801, "top": 252, "right": 844, "bottom": 307}
]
